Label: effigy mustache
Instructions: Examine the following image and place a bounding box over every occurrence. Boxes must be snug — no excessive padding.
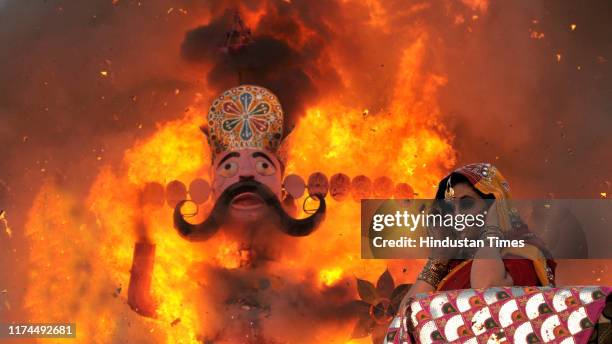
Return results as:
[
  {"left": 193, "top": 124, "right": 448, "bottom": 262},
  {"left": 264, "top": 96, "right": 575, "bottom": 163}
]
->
[{"left": 173, "top": 180, "right": 326, "bottom": 241}]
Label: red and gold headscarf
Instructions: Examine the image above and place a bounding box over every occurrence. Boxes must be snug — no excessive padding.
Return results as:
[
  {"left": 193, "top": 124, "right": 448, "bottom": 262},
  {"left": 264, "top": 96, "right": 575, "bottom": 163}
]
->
[{"left": 445, "top": 163, "right": 516, "bottom": 232}]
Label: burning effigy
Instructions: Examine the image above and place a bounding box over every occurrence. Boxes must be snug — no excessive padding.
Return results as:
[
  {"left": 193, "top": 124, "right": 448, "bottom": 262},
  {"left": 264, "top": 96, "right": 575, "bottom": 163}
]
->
[
  {"left": 116, "top": 81, "right": 451, "bottom": 343},
  {"left": 21, "top": 36, "right": 455, "bottom": 344}
]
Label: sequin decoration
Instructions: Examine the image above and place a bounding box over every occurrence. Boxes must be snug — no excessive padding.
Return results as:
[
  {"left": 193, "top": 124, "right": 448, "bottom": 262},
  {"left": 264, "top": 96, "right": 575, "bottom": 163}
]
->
[
  {"left": 384, "top": 286, "right": 611, "bottom": 344},
  {"left": 207, "top": 85, "right": 284, "bottom": 160}
]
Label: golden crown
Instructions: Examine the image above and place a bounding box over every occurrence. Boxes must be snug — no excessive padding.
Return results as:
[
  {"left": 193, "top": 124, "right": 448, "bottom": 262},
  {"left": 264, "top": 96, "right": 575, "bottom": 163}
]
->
[{"left": 206, "top": 85, "right": 284, "bottom": 161}]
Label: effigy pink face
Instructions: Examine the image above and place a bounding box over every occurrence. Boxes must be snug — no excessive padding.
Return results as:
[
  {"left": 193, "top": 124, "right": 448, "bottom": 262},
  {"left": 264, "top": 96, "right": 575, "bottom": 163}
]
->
[{"left": 211, "top": 148, "right": 283, "bottom": 222}]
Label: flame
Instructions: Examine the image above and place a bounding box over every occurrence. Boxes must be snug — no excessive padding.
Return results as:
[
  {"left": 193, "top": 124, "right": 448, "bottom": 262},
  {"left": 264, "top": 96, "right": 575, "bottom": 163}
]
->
[
  {"left": 23, "top": 11, "right": 460, "bottom": 344},
  {"left": 287, "top": 35, "right": 455, "bottom": 193},
  {"left": 319, "top": 267, "right": 344, "bottom": 287}
]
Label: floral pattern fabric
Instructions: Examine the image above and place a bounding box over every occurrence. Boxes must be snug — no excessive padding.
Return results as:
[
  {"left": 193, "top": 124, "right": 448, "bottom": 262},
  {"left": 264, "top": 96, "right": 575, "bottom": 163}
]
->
[{"left": 385, "top": 286, "right": 611, "bottom": 344}]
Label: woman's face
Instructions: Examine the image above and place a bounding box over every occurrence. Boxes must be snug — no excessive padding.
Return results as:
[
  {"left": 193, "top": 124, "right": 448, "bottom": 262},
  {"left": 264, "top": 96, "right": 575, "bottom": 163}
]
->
[{"left": 450, "top": 182, "right": 488, "bottom": 215}]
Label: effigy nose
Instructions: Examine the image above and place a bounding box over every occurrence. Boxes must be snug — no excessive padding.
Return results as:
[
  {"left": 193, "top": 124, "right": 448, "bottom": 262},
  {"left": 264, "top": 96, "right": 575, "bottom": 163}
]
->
[{"left": 239, "top": 175, "right": 255, "bottom": 182}]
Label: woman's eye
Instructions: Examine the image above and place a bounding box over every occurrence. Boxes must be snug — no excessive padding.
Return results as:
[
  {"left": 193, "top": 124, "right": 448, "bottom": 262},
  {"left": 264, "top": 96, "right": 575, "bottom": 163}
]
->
[
  {"left": 459, "top": 198, "right": 475, "bottom": 211},
  {"left": 255, "top": 160, "right": 275, "bottom": 176},
  {"left": 218, "top": 161, "right": 238, "bottom": 177}
]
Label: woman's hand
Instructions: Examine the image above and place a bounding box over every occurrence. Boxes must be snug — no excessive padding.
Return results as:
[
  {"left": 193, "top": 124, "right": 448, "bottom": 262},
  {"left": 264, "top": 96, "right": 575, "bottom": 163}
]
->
[
  {"left": 427, "top": 204, "right": 458, "bottom": 260},
  {"left": 471, "top": 200, "right": 513, "bottom": 287},
  {"left": 484, "top": 199, "right": 500, "bottom": 227}
]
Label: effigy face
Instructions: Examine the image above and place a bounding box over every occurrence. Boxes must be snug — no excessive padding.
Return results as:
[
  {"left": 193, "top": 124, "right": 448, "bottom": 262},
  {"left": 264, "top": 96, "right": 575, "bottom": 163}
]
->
[
  {"left": 211, "top": 147, "right": 283, "bottom": 223},
  {"left": 207, "top": 84, "right": 284, "bottom": 224},
  {"left": 173, "top": 85, "right": 325, "bottom": 242}
]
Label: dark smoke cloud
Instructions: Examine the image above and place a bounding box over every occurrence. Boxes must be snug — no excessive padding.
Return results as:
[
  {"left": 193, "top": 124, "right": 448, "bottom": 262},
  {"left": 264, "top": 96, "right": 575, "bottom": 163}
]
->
[
  {"left": 198, "top": 265, "right": 361, "bottom": 342},
  {"left": 180, "top": 6, "right": 329, "bottom": 132}
]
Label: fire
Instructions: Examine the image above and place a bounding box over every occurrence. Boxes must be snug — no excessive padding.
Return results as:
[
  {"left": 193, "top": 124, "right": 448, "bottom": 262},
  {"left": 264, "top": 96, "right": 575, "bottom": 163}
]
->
[
  {"left": 319, "top": 267, "right": 344, "bottom": 287},
  {"left": 287, "top": 36, "right": 454, "bottom": 193},
  {"left": 23, "top": 9, "right": 458, "bottom": 344},
  {"left": 124, "top": 108, "right": 208, "bottom": 186},
  {"left": 213, "top": 235, "right": 243, "bottom": 269}
]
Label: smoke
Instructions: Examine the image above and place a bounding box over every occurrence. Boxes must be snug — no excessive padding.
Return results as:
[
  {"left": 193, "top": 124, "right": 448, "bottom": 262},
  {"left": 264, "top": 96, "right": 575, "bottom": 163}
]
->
[
  {"left": 180, "top": 5, "right": 331, "bottom": 132},
  {"left": 430, "top": 0, "right": 612, "bottom": 197},
  {"left": 197, "top": 265, "right": 360, "bottom": 342}
]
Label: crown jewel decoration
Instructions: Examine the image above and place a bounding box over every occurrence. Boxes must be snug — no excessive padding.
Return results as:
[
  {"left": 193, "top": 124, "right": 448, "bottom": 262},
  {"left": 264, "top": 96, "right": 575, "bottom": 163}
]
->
[{"left": 207, "top": 85, "right": 284, "bottom": 160}]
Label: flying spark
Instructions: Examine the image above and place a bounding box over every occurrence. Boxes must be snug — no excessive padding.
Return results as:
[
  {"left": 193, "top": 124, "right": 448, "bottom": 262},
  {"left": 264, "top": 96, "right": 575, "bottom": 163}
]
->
[{"left": 0, "top": 210, "right": 11, "bottom": 238}]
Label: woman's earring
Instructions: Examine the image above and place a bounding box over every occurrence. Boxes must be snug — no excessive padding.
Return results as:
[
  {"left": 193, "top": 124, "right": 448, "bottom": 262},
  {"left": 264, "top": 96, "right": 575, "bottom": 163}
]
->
[{"left": 444, "top": 176, "right": 455, "bottom": 202}]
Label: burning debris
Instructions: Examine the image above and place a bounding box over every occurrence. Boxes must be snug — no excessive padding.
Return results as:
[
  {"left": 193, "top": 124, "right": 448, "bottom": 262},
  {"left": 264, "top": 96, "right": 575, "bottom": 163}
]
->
[{"left": 0, "top": 210, "right": 11, "bottom": 238}]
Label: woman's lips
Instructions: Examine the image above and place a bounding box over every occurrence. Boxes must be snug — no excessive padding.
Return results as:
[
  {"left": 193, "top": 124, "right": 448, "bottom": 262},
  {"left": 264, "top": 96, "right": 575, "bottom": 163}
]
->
[{"left": 230, "top": 192, "right": 265, "bottom": 210}]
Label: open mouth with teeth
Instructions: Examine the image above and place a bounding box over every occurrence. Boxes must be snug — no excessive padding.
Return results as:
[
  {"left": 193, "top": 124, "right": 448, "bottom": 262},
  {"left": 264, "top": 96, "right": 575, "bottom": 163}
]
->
[{"left": 230, "top": 192, "right": 266, "bottom": 211}]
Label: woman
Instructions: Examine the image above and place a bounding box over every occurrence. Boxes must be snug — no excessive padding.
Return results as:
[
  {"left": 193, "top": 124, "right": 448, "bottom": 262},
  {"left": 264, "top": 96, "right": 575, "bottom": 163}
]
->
[
  {"left": 404, "top": 163, "right": 555, "bottom": 298},
  {"left": 386, "top": 164, "right": 612, "bottom": 344}
]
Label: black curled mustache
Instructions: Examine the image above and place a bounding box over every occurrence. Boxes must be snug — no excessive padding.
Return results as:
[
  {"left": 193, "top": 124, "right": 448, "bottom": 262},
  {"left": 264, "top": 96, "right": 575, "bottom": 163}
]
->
[{"left": 173, "top": 180, "right": 326, "bottom": 241}]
